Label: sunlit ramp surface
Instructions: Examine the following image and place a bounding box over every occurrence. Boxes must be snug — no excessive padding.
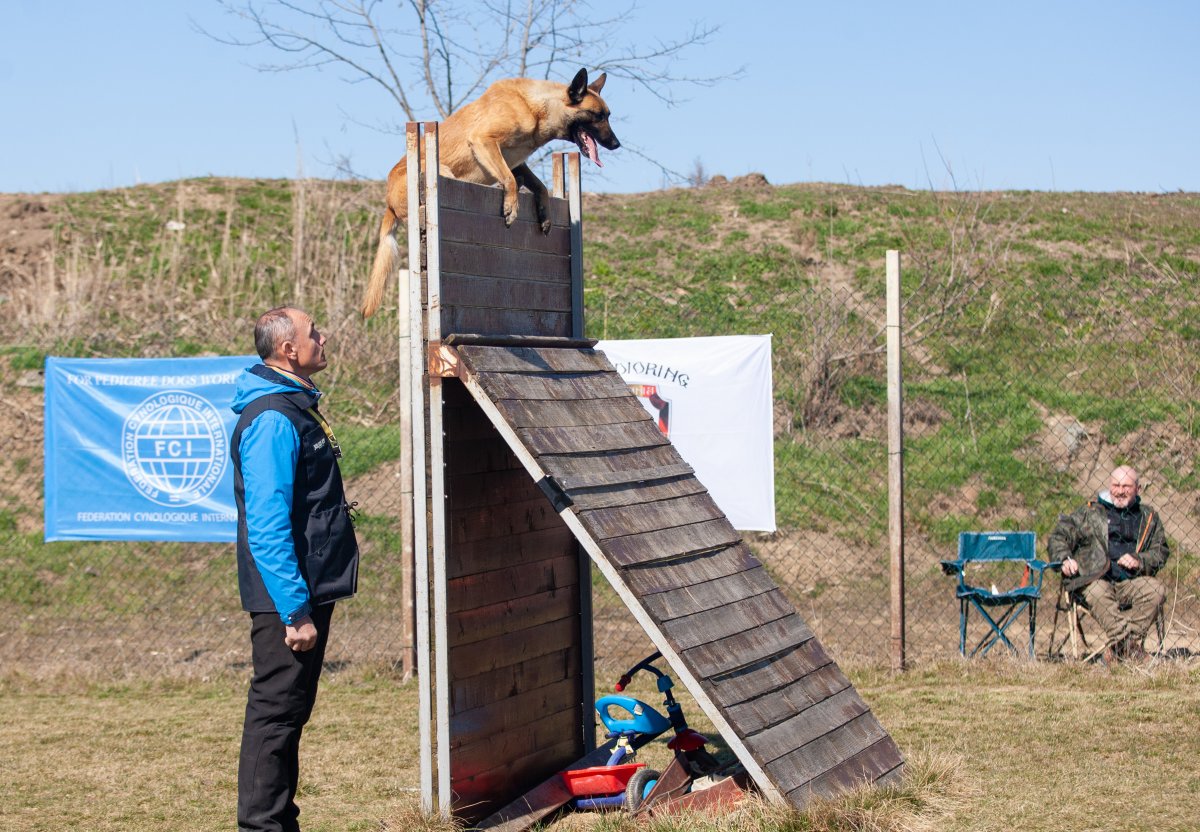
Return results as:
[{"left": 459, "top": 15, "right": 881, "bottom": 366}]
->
[{"left": 439, "top": 339, "right": 905, "bottom": 811}]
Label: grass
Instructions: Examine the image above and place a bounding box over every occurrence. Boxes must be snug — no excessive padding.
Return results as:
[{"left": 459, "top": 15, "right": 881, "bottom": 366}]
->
[{"left": 2, "top": 659, "right": 1197, "bottom": 831}]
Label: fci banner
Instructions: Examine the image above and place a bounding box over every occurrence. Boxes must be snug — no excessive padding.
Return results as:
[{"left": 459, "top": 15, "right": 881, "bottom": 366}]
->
[
  {"left": 595, "top": 335, "right": 776, "bottom": 532},
  {"left": 44, "top": 356, "right": 257, "bottom": 542}
]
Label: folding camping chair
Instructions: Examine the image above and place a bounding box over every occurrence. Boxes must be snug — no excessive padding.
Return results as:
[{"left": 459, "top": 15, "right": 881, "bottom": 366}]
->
[
  {"left": 940, "top": 531, "right": 1050, "bottom": 658},
  {"left": 1046, "top": 569, "right": 1167, "bottom": 662}
]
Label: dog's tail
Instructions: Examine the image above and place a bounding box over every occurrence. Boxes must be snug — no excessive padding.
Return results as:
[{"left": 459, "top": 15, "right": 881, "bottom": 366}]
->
[{"left": 361, "top": 207, "right": 400, "bottom": 318}]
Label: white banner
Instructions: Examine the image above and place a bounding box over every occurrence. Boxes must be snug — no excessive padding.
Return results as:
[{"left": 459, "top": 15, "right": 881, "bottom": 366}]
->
[{"left": 596, "top": 335, "right": 775, "bottom": 532}]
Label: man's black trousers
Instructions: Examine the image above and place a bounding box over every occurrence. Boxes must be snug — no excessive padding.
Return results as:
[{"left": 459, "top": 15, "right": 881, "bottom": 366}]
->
[{"left": 237, "top": 602, "right": 334, "bottom": 832}]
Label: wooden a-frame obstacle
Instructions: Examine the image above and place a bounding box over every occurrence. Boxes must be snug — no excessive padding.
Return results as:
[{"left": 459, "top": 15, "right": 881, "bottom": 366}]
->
[{"left": 401, "top": 121, "right": 904, "bottom": 829}]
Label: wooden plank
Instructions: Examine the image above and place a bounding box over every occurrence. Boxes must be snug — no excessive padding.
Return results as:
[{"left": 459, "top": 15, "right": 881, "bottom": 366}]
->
[
  {"left": 765, "top": 712, "right": 891, "bottom": 794},
  {"left": 747, "top": 687, "right": 871, "bottom": 765},
  {"left": 494, "top": 396, "right": 652, "bottom": 430},
  {"left": 447, "top": 553, "right": 577, "bottom": 613},
  {"left": 449, "top": 616, "right": 579, "bottom": 680},
  {"left": 640, "top": 566, "right": 778, "bottom": 622},
  {"left": 452, "top": 706, "right": 580, "bottom": 779},
  {"left": 582, "top": 493, "right": 727, "bottom": 540},
  {"left": 445, "top": 435, "right": 522, "bottom": 476},
  {"left": 475, "top": 739, "right": 622, "bottom": 832},
  {"left": 450, "top": 646, "right": 580, "bottom": 714},
  {"left": 449, "top": 494, "right": 562, "bottom": 544},
  {"left": 538, "top": 445, "right": 685, "bottom": 480},
  {"left": 452, "top": 736, "right": 582, "bottom": 824},
  {"left": 621, "top": 542, "right": 759, "bottom": 595},
  {"left": 449, "top": 467, "right": 540, "bottom": 510},
  {"left": 450, "top": 675, "right": 581, "bottom": 748},
  {"left": 449, "top": 585, "right": 579, "bottom": 647},
  {"left": 477, "top": 370, "right": 630, "bottom": 402},
  {"left": 520, "top": 420, "right": 670, "bottom": 456},
  {"left": 447, "top": 526, "right": 577, "bottom": 580},
  {"left": 441, "top": 273, "right": 572, "bottom": 313},
  {"left": 437, "top": 176, "right": 571, "bottom": 226},
  {"left": 442, "top": 305, "right": 572, "bottom": 339},
  {"left": 790, "top": 737, "right": 905, "bottom": 804},
  {"left": 704, "top": 638, "right": 832, "bottom": 708},
  {"left": 441, "top": 240, "right": 571, "bottom": 283},
  {"left": 567, "top": 476, "right": 708, "bottom": 512},
  {"left": 445, "top": 334, "right": 595, "bottom": 349},
  {"left": 440, "top": 206, "right": 571, "bottom": 254},
  {"left": 555, "top": 462, "right": 694, "bottom": 490},
  {"left": 606, "top": 522, "right": 744, "bottom": 569},
  {"left": 684, "top": 614, "right": 815, "bottom": 679},
  {"left": 458, "top": 345, "right": 612, "bottom": 375},
  {"left": 723, "top": 662, "right": 852, "bottom": 735},
  {"left": 661, "top": 588, "right": 794, "bottom": 651}
]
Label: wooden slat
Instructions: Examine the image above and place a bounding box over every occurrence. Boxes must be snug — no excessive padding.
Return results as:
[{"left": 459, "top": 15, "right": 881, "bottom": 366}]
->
[
  {"left": 556, "top": 462, "right": 695, "bottom": 490},
  {"left": 494, "top": 396, "right": 651, "bottom": 430},
  {"left": 581, "top": 493, "right": 727, "bottom": 540},
  {"left": 450, "top": 675, "right": 581, "bottom": 748},
  {"left": 441, "top": 240, "right": 571, "bottom": 283},
  {"left": 445, "top": 435, "right": 523, "bottom": 476},
  {"left": 478, "top": 370, "right": 630, "bottom": 402},
  {"left": 450, "top": 467, "right": 540, "bottom": 511},
  {"left": 440, "top": 207, "right": 571, "bottom": 254},
  {"left": 450, "top": 646, "right": 580, "bottom": 714},
  {"left": 447, "top": 554, "right": 577, "bottom": 613},
  {"left": 640, "top": 566, "right": 778, "bottom": 622},
  {"left": 621, "top": 542, "right": 759, "bottom": 595},
  {"left": 538, "top": 445, "right": 685, "bottom": 480},
  {"left": 747, "top": 687, "right": 871, "bottom": 764},
  {"left": 449, "top": 585, "right": 579, "bottom": 647},
  {"left": 520, "top": 420, "right": 669, "bottom": 455},
  {"left": 704, "top": 638, "right": 831, "bottom": 708},
  {"left": 449, "top": 617, "right": 580, "bottom": 681},
  {"left": 452, "top": 736, "right": 582, "bottom": 823},
  {"left": 437, "top": 177, "right": 571, "bottom": 226},
  {"left": 764, "top": 712, "right": 890, "bottom": 794},
  {"left": 449, "top": 494, "right": 562, "bottom": 544},
  {"left": 459, "top": 346, "right": 612, "bottom": 375},
  {"left": 723, "top": 662, "right": 852, "bottom": 735},
  {"left": 604, "top": 520, "right": 742, "bottom": 568},
  {"left": 567, "top": 476, "right": 708, "bottom": 512},
  {"left": 452, "top": 707, "right": 579, "bottom": 778},
  {"left": 442, "top": 305, "right": 572, "bottom": 339},
  {"left": 684, "top": 614, "right": 814, "bottom": 679},
  {"left": 447, "top": 526, "right": 576, "bottom": 580},
  {"left": 789, "top": 738, "right": 905, "bottom": 803},
  {"left": 661, "top": 588, "right": 793, "bottom": 651},
  {"left": 442, "top": 274, "right": 572, "bottom": 313}
]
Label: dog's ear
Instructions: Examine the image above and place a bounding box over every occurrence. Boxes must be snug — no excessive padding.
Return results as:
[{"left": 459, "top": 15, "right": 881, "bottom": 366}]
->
[
  {"left": 568, "top": 68, "right": 589, "bottom": 104},
  {"left": 588, "top": 73, "right": 607, "bottom": 94}
]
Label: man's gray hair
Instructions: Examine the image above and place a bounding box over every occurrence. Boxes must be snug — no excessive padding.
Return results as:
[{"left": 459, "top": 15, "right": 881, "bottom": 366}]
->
[{"left": 254, "top": 307, "right": 298, "bottom": 360}]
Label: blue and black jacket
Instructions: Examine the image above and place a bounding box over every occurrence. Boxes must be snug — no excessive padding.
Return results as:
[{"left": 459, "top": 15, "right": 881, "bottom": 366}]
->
[{"left": 230, "top": 364, "right": 358, "bottom": 624}]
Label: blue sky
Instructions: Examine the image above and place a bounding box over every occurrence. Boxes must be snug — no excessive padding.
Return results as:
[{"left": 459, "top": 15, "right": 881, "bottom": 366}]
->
[{"left": 3, "top": 1, "right": 1197, "bottom": 195}]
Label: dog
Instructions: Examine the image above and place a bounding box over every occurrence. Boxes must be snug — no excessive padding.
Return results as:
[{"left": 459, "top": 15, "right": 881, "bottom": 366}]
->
[{"left": 361, "top": 67, "right": 620, "bottom": 318}]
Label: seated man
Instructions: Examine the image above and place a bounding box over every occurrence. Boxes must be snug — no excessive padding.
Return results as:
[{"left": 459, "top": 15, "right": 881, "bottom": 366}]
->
[{"left": 1048, "top": 465, "right": 1169, "bottom": 662}]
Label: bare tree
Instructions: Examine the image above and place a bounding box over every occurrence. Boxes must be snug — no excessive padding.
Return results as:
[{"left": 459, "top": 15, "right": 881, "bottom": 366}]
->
[{"left": 197, "top": 0, "right": 739, "bottom": 180}]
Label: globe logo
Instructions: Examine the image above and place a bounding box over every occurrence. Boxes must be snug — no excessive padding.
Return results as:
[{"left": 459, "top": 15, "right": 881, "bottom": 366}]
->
[{"left": 122, "top": 391, "right": 228, "bottom": 506}]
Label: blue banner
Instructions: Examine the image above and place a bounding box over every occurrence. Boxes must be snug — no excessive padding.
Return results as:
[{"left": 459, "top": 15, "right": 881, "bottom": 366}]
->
[{"left": 44, "top": 356, "right": 257, "bottom": 542}]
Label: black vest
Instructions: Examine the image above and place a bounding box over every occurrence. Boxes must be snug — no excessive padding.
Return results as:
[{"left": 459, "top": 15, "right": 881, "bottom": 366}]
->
[{"left": 230, "top": 369, "right": 359, "bottom": 613}]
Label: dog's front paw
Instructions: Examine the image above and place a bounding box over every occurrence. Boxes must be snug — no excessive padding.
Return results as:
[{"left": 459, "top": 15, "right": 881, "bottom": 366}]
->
[{"left": 503, "top": 198, "right": 519, "bottom": 227}]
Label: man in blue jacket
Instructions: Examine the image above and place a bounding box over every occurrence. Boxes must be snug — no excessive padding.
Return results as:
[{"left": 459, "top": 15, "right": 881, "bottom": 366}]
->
[{"left": 231, "top": 306, "right": 359, "bottom": 832}]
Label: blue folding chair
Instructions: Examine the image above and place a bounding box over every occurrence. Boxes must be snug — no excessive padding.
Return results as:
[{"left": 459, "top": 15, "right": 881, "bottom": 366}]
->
[{"left": 940, "top": 531, "right": 1049, "bottom": 658}]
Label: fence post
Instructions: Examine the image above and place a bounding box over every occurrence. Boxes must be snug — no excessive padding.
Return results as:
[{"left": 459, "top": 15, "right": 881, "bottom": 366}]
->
[
  {"left": 397, "top": 268, "right": 416, "bottom": 681},
  {"left": 887, "top": 250, "right": 906, "bottom": 672}
]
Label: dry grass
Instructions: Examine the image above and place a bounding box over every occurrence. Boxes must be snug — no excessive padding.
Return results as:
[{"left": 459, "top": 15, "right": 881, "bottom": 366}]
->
[{"left": 3, "top": 658, "right": 1197, "bottom": 832}]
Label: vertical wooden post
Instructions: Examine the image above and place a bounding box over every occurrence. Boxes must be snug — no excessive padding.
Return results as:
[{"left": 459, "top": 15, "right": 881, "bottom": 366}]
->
[
  {"left": 552, "top": 153, "right": 566, "bottom": 199},
  {"left": 886, "top": 250, "right": 906, "bottom": 673},
  {"left": 405, "top": 123, "right": 434, "bottom": 811},
  {"left": 397, "top": 266, "right": 415, "bottom": 682},
  {"left": 567, "top": 153, "right": 584, "bottom": 340}
]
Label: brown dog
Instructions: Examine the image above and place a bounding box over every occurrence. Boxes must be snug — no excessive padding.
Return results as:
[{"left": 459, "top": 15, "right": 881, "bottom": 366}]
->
[{"left": 361, "top": 67, "right": 620, "bottom": 318}]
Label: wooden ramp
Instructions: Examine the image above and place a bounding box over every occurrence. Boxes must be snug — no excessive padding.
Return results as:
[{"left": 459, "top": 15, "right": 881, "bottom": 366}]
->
[{"left": 436, "top": 338, "right": 905, "bottom": 814}]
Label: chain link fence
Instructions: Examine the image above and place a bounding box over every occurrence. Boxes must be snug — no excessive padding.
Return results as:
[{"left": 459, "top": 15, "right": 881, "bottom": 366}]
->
[{"left": 2, "top": 182, "right": 1198, "bottom": 678}]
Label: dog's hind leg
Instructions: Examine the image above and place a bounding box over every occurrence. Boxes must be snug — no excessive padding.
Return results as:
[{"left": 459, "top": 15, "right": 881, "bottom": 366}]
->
[
  {"left": 513, "top": 163, "right": 552, "bottom": 234},
  {"left": 361, "top": 206, "right": 400, "bottom": 318}
]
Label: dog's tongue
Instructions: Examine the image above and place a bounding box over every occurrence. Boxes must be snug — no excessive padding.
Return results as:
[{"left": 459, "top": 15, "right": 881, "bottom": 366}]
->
[{"left": 581, "top": 132, "right": 603, "bottom": 167}]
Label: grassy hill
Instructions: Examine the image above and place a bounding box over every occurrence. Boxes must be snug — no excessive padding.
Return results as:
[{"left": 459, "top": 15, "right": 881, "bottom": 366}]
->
[{"left": 2, "top": 176, "right": 1198, "bottom": 668}]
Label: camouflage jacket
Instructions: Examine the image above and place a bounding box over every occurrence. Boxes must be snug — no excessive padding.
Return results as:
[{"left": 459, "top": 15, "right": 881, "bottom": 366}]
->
[{"left": 1047, "top": 496, "right": 1169, "bottom": 593}]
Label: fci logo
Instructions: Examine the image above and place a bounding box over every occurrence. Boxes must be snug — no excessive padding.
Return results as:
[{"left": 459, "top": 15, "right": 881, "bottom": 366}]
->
[{"left": 122, "top": 390, "right": 228, "bottom": 506}]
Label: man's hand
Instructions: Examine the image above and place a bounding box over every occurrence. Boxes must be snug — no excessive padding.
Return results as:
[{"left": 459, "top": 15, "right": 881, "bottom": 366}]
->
[
  {"left": 1061, "top": 557, "right": 1079, "bottom": 577},
  {"left": 284, "top": 616, "right": 318, "bottom": 652},
  {"left": 1117, "top": 553, "right": 1141, "bottom": 571}
]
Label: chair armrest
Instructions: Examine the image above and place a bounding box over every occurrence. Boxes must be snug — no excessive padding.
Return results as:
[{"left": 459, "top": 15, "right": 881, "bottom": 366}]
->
[{"left": 939, "top": 560, "right": 964, "bottom": 576}]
